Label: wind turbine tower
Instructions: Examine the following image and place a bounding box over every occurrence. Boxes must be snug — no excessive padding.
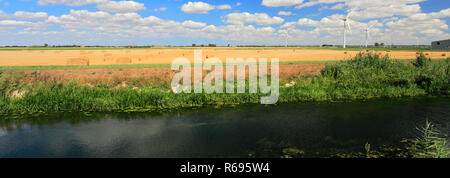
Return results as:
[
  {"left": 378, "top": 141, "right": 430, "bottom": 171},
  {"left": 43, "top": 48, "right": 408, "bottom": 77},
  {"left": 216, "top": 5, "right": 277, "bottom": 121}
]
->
[
  {"left": 342, "top": 11, "right": 352, "bottom": 48},
  {"left": 281, "top": 30, "right": 289, "bottom": 47},
  {"left": 284, "top": 30, "right": 289, "bottom": 47},
  {"left": 364, "top": 23, "right": 376, "bottom": 48}
]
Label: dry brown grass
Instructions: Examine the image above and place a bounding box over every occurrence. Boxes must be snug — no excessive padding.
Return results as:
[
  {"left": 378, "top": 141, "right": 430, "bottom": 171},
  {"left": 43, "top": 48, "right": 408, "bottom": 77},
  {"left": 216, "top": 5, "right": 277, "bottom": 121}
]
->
[{"left": 4, "top": 64, "right": 325, "bottom": 86}]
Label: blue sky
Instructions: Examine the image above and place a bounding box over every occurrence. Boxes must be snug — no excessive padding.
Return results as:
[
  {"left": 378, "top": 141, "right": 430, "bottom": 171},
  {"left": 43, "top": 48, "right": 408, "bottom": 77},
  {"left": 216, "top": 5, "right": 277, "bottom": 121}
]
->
[{"left": 0, "top": 0, "right": 449, "bottom": 46}]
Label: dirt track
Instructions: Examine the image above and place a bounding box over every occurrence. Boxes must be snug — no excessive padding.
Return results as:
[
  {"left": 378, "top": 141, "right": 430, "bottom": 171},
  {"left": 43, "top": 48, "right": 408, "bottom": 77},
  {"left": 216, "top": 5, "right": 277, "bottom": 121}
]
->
[{"left": 0, "top": 49, "right": 448, "bottom": 66}]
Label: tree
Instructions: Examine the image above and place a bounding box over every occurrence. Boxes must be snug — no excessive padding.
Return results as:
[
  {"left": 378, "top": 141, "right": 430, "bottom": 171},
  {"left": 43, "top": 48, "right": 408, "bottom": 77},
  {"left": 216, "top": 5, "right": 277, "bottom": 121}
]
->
[
  {"left": 374, "top": 42, "right": 380, "bottom": 47},
  {"left": 192, "top": 44, "right": 196, "bottom": 47}
]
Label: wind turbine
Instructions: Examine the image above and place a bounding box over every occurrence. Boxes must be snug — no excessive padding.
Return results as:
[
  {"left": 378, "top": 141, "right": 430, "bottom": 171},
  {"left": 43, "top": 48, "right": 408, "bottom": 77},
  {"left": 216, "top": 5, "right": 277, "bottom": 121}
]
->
[
  {"left": 342, "top": 10, "right": 353, "bottom": 48},
  {"left": 280, "top": 29, "right": 290, "bottom": 47},
  {"left": 364, "top": 23, "right": 376, "bottom": 48},
  {"left": 284, "top": 30, "right": 289, "bottom": 47}
]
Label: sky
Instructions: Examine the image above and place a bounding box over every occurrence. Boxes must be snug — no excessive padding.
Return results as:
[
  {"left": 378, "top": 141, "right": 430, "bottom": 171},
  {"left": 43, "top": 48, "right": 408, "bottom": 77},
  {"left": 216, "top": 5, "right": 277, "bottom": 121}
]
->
[{"left": 0, "top": 0, "right": 449, "bottom": 46}]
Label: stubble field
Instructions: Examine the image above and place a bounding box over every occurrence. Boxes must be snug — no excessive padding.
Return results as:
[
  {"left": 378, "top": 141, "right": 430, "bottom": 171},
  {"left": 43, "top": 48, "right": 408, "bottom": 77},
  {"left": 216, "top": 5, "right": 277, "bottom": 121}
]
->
[
  {"left": 0, "top": 48, "right": 448, "bottom": 85},
  {"left": 0, "top": 48, "right": 448, "bottom": 66}
]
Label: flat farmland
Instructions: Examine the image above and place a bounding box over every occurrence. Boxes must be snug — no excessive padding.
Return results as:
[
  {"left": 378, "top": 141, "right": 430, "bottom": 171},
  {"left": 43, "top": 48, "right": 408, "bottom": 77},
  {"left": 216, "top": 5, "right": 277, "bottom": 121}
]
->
[
  {"left": 1, "top": 48, "right": 448, "bottom": 85},
  {"left": 0, "top": 48, "right": 448, "bottom": 66}
]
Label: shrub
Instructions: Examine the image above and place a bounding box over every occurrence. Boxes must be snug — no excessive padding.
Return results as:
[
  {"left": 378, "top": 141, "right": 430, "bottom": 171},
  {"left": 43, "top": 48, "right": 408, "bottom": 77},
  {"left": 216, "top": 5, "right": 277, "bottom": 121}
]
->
[{"left": 413, "top": 53, "right": 431, "bottom": 67}]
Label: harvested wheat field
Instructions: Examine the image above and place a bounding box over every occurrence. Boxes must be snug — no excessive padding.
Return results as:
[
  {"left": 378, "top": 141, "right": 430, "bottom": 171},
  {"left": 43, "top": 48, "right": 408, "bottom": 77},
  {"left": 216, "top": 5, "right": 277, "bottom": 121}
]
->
[
  {"left": 7, "top": 64, "right": 325, "bottom": 86},
  {"left": 0, "top": 48, "right": 448, "bottom": 66},
  {"left": 1, "top": 48, "right": 447, "bottom": 85}
]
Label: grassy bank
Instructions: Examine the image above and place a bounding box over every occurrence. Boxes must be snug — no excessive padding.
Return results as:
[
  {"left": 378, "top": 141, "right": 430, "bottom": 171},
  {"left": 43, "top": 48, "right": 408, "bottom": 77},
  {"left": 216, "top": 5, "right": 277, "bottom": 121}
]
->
[{"left": 0, "top": 53, "right": 448, "bottom": 114}]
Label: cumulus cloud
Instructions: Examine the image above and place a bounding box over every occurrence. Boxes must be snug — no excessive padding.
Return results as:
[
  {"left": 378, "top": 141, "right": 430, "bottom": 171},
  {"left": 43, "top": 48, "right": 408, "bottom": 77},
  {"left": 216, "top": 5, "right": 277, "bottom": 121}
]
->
[
  {"left": 153, "top": 7, "right": 167, "bottom": 12},
  {"left": 96, "top": 1, "right": 146, "bottom": 13},
  {"left": 278, "top": 11, "right": 292, "bottom": 16},
  {"left": 216, "top": 5, "right": 232, "bottom": 10},
  {"left": 225, "top": 12, "right": 284, "bottom": 25},
  {"left": 330, "top": 3, "right": 344, "bottom": 10},
  {"left": 279, "top": 5, "right": 450, "bottom": 45},
  {"left": 385, "top": 8, "right": 450, "bottom": 37},
  {"left": 37, "top": 0, "right": 146, "bottom": 13},
  {"left": 2, "top": 8, "right": 282, "bottom": 45},
  {"left": 181, "top": 2, "right": 215, "bottom": 14},
  {"left": 37, "top": 0, "right": 108, "bottom": 6},
  {"left": 295, "top": 0, "right": 425, "bottom": 20},
  {"left": 0, "top": 10, "right": 9, "bottom": 19},
  {"left": 14, "top": 11, "right": 49, "bottom": 20},
  {"left": 262, "top": 0, "right": 304, "bottom": 7},
  {"left": 182, "top": 20, "right": 206, "bottom": 28},
  {"left": 0, "top": 20, "right": 37, "bottom": 27},
  {"left": 1, "top": 0, "right": 449, "bottom": 46},
  {"left": 181, "top": 1, "right": 232, "bottom": 14}
]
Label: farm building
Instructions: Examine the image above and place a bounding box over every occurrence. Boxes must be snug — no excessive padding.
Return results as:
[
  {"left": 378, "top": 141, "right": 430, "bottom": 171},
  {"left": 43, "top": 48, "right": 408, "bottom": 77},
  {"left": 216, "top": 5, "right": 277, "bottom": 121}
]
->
[{"left": 431, "top": 39, "right": 450, "bottom": 50}]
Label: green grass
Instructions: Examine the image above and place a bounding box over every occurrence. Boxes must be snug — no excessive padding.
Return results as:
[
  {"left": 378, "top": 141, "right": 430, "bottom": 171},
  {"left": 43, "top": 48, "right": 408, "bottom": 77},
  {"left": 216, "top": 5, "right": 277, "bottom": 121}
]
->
[
  {"left": 0, "top": 53, "right": 448, "bottom": 114},
  {"left": 0, "top": 61, "right": 335, "bottom": 71},
  {"left": 0, "top": 58, "right": 447, "bottom": 71}
]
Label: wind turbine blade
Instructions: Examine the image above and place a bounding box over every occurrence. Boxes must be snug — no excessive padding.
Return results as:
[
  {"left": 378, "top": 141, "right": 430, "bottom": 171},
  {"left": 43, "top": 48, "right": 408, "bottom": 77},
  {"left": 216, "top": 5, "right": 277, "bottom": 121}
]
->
[
  {"left": 346, "top": 10, "right": 352, "bottom": 19},
  {"left": 347, "top": 21, "right": 352, "bottom": 33},
  {"left": 368, "top": 23, "right": 376, "bottom": 29}
]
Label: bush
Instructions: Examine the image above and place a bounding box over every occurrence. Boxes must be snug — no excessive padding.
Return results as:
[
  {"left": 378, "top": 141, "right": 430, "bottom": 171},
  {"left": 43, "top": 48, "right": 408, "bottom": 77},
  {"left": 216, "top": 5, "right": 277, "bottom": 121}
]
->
[{"left": 413, "top": 53, "right": 431, "bottom": 67}]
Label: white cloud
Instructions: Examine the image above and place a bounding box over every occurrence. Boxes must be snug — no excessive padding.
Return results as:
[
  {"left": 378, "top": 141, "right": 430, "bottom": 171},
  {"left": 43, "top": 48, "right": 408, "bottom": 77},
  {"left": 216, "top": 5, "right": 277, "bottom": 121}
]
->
[
  {"left": 225, "top": 12, "right": 284, "bottom": 25},
  {"left": 0, "top": 20, "right": 36, "bottom": 27},
  {"left": 0, "top": 10, "right": 9, "bottom": 19},
  {"left": 181, "top": 2, "right": 215, "bottom": 14},
  {"left": 37, "top": 0, "right": 108, "bottom": 6},
  {"left": 14, "top": 11, "right": 49, "bottom": 20},
  {"left": 262, "top": 0, "right": 303, "bottom": 7},
  {"left": 153, "top": 7, "right": 167, "bottom": 12},
  {"left": 44, "top": 9, "right": 209, "bottom": 35},
  {"left": 385, "top": 8, "right": 450, "bottom": 37},
  {"left": 278, "top": 11, "right": 292, "bottom": 16},
  {"left": 182, "top": 20, "right": 206, "bottom": 28},
  {"left": 278, "top": 5, "right": 450, "bottom": 45},
  {"left": 2, "top": 0, "right": 449, "bottom": 46},
  {"left": 96, "top": 1, "right": 146, "bottom": 13},
  {"left": 181, "top": 1, "right": 232, "bottom": 14},
  {"left": 2, "top": 8, "right": 282, "bottom": 45},
  {"left": 216, "top": 5, "right": 232, "bottom": 10},
  {"left": 295, "top": 0, "right": 425, "bottom": 20},
  {"left": 330, "top": 3, "right": 344, "bottom": 10},
  {"left": 349, "top": 4, "right": 421, "bottom": 20},
  {"left": 37, "top": 0, "right": 146, "bottom": 13}
]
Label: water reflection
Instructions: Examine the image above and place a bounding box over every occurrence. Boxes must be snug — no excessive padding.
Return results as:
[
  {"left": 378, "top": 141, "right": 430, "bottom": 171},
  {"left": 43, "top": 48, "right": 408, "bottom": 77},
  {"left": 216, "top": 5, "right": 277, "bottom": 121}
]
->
[{"left": 0, "top": 97, "right": 448, "bottom": 158}]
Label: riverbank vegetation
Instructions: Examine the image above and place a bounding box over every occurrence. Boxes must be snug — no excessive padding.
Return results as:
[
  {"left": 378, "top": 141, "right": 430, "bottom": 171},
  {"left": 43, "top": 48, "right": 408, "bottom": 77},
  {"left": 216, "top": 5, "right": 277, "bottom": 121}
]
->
[
  {"left": 249, "top": 121, "right": 449, "bottom": 158},
  {"left": 0, "top": 53, "right": 448, "bottom": 114},
  {"left": 414, "top": 121, "right": 450, "bottom": 158}
]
